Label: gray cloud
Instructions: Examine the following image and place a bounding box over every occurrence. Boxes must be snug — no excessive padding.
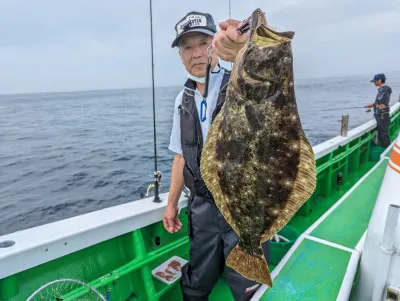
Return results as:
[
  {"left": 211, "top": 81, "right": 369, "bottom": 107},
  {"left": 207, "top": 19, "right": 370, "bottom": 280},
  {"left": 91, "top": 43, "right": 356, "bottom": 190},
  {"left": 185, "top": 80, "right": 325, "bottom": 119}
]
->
[{"left": 0, "top": 0, "right": 399, "bottom": 94}]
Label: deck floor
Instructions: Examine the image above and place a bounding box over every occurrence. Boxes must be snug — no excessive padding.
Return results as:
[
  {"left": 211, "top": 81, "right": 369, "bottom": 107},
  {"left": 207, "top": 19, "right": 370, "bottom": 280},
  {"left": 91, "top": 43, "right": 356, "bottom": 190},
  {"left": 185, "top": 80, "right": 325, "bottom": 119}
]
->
[
  {"left": 310, "top": 158, "right": 388, "bottom": 249},
  {"left": 259, "top": 158, "right": 389, "bottom": 300},
  {"left": 262, "top": 239, "right": 351, "bottom": 300}
]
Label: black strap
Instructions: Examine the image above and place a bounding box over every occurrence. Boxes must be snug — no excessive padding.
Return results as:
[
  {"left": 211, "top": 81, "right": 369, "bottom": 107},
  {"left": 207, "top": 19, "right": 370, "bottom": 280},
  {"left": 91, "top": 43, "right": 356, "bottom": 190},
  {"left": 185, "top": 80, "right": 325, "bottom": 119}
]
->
[{"left": 212, "top": 70, "right": 231, "bottom": 121}]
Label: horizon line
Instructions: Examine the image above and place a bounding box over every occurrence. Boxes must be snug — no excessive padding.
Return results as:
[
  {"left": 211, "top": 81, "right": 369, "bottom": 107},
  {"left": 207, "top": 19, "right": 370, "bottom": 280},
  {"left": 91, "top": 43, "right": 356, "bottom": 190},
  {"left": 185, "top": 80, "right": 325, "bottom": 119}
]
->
[{"left": 1, "top": 69, "right": 399, "bottom": 97}]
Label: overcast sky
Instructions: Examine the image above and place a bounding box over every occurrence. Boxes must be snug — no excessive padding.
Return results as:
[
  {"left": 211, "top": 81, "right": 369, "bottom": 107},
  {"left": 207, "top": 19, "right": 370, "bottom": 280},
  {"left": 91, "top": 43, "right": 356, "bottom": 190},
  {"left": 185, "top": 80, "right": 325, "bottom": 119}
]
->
[{"left": 0, "top": 0, "right": 399, "bottom": 94}]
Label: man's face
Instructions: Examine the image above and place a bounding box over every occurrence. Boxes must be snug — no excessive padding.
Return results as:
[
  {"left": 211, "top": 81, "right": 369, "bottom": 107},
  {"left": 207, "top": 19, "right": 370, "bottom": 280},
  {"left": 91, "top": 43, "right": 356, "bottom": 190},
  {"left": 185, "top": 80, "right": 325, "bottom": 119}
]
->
[
  {"left": 179, "top": 32, "right": 218, "bottom": 78},
  {"left": 374, "top": 79, "right": 382, "bottom": 87}
]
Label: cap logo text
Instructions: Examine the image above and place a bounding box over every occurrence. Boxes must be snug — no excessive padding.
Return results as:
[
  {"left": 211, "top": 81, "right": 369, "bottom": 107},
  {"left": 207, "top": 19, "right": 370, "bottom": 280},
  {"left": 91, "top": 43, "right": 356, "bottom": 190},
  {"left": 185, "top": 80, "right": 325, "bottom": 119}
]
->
[{"left": 177, "top": 15, "right": 207, "bottom": 35}]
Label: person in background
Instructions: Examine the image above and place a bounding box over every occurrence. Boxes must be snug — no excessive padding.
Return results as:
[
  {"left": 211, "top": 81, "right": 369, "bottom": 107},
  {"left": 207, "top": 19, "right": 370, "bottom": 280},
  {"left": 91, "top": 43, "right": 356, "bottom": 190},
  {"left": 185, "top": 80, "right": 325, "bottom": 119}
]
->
[
  {"left": 163, "top": 11, "right": 270, "bottom": 301},
  {"left": 366, "top": 73, "right": 392, "bottom": 148}
]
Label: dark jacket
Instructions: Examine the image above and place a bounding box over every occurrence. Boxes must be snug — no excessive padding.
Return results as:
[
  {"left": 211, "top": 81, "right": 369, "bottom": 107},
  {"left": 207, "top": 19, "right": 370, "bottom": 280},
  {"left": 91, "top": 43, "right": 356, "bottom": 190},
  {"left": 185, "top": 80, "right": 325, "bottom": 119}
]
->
[{"left": 374, "top": 85, "right": 392, "bottom": 115}]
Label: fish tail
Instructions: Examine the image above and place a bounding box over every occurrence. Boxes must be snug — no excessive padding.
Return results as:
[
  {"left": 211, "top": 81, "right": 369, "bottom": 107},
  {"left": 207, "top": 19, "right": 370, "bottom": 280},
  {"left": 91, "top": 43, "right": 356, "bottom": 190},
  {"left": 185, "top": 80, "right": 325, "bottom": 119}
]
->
[{"left": 226, "top": 244, "right": 272, "bottom": 287}]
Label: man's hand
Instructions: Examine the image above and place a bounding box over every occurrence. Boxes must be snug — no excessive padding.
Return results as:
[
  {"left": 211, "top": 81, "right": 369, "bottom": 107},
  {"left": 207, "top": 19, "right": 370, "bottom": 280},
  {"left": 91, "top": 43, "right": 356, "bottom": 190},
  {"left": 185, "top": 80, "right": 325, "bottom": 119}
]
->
[
  {"left": 163, "top": 204, "right": 182, "bottom": 233},
  {"left": 377, "top": 104, "right": 387, "bottom": 109},
  {"left": 212, "top": 19, "right": 250, "bottom": 62},
  {"left": 365, "top": 104, "right": 374, "bottom": 108},
  {"left": 164, "top": 154, "right": 184, "bottom": 234}
]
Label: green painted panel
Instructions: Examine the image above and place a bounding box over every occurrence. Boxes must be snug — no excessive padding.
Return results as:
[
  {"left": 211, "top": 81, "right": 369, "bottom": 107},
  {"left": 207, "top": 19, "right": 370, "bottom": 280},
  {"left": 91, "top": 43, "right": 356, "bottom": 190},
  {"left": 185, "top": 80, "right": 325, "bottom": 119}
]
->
[
  {"left": 311, "top": 159, "right": 388, "bottom": 248},
  {"left": 0, "top": 233, "right": 140, "bottom": 301},
  {"left": 260, "top": 239, "right": 351, "bottom": 301}
]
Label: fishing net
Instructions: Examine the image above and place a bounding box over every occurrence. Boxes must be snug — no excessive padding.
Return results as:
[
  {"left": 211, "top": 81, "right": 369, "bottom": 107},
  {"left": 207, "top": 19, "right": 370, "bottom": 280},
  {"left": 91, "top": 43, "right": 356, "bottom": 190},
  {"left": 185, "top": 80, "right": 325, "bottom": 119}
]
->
[{"left": 26, "top": 278, "right": 108, "bottom": 301}]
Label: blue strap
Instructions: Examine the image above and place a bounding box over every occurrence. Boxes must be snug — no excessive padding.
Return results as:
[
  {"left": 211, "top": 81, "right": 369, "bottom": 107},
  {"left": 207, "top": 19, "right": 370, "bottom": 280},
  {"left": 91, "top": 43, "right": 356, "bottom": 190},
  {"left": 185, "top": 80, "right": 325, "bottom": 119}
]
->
[{"left": 200, "top": 99, "right": 207, "bottom": 122}]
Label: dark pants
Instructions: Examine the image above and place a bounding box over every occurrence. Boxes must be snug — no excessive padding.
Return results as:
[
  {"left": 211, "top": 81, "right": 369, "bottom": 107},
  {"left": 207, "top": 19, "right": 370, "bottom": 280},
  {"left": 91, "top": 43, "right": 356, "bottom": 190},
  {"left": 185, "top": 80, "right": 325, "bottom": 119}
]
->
[
  {"left": 181, "top": 195, "right": 270, "bottom": 301},
  {"left": 375, "top": 114, "right": 390, "bottom": 148}
]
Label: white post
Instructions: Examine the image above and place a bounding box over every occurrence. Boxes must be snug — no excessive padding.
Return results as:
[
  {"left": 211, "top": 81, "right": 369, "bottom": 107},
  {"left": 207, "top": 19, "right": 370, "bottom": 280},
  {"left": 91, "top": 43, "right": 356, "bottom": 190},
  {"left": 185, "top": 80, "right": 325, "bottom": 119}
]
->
[
  {"left": 371, "top": 204, "right": 400, "bottom": 301},
  {"left": 341, "top": 115, "right": 349, "bottom": 137}
]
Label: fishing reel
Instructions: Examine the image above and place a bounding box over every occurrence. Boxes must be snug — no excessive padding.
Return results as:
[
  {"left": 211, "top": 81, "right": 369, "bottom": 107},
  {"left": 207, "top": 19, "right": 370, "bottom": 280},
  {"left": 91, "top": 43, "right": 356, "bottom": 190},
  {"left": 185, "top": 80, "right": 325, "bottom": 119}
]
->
[
  {"left": 140, "top": 171, "right": 162, "bottom": 199},
  {"left": 140, "top": 184, "right": 156, "bottom": 199}
]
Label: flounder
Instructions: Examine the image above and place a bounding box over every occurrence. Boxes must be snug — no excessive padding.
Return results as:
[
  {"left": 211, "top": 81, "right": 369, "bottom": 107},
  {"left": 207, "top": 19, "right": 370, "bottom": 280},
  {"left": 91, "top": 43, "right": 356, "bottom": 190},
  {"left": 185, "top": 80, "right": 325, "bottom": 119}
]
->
[{"left": 200, "top": 8, "right": 316, "bottom": 287}]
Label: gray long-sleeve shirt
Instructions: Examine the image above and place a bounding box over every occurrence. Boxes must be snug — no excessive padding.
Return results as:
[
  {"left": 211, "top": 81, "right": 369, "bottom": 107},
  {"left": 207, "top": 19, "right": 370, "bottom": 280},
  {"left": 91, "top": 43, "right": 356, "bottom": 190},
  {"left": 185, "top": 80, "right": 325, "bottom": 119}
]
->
[{"left": 374, "top": 85, "right": 392, "bottom": 115}]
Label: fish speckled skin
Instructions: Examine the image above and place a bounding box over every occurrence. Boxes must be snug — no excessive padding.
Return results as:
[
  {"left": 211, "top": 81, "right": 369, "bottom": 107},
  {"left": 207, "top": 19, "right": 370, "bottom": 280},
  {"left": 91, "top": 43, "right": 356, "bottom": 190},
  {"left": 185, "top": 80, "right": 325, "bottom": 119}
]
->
[{"left": 200, "top": 8, "right": 316, "bottom": 287}]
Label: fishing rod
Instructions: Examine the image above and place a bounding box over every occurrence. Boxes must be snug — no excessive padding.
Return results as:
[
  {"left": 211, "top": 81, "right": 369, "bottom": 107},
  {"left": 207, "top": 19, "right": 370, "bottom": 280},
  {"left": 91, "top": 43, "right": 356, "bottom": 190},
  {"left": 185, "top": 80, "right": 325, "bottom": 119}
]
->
[
  {"left": 144, "top": 0, "right": 234, "bottom": 201},
  {"left": 149, "top": 0, "right": 161, "bottom": 203},
  {"left": 320, "top": 106, "right": 371, "bottom": 112}
]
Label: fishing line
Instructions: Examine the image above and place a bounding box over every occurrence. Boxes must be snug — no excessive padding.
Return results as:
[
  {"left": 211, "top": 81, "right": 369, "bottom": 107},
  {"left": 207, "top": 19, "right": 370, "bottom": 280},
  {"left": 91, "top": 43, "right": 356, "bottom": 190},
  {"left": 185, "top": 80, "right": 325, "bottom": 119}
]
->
[
  {"left": 319, "top": 106, "right": 370, "bottom": 112},
  {"left": 320, "top": 103, "right": 393, "bottom": 112}
]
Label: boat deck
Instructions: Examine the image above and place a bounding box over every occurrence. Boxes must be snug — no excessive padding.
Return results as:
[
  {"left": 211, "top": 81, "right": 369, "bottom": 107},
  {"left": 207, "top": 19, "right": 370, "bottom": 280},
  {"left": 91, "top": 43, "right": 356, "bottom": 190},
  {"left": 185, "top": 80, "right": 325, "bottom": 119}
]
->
[{"left": 251, "top": 155, "right": 390, "bottom": 300}]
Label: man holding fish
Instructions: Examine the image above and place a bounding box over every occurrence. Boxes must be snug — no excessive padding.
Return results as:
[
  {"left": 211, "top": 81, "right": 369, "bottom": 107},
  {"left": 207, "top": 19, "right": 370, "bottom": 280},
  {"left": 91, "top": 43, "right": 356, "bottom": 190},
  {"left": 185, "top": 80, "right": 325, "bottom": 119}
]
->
[
  {"left": 163, "top": 11, "right": 262, "bottom": 301},
  {"left": 164, "top": 8, "right": 316, "bottom": 301}
]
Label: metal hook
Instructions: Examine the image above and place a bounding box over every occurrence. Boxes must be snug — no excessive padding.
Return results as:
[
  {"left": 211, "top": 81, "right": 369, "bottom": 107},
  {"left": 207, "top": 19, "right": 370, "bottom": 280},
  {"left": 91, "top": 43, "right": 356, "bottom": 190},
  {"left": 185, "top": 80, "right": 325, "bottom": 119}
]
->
[
  {"left": 237, "top": 16, "right": 252, "bottom": 35},
  {"left": 236, "top": 11, "right": 266, "bottom": 35}
]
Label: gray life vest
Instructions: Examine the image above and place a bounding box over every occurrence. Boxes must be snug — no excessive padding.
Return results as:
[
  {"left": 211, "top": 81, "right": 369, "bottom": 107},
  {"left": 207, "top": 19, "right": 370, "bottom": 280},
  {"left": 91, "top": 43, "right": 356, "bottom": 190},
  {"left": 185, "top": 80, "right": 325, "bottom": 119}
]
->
[
  {"left": 178, "top": 69, "right": 231, "bottom": 199},
  {"left": 374, "top": 85, "right": 392, "bottom": 116}
]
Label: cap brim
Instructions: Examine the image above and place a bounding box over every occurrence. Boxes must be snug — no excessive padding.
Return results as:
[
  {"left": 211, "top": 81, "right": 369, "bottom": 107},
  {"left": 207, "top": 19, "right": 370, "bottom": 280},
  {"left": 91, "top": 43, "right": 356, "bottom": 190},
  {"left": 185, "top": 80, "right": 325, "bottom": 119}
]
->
[
  {"left": 171, "top": 28, "right": 216, "bottom": 48},
  {"left": 370, "top": 79, "right": 376, "bottom": 82}
]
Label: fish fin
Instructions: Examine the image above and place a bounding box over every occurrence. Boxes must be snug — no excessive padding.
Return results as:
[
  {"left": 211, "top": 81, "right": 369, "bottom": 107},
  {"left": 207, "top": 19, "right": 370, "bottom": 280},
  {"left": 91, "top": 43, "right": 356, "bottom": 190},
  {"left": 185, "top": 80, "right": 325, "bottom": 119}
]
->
[
  {"left": 261, "top": 129, "right": 316, "bottom": 242},
  {"left": 200, "top": 111, "right": 240, "bottom": 235},
  {"left": 226, "top": 243, "right": 272, "bottom": 287}
]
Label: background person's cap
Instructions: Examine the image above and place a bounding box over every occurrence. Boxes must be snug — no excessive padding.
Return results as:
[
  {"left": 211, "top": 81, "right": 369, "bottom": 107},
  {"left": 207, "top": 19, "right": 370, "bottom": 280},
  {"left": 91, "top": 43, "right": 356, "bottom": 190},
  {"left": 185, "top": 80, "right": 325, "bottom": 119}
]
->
[
  {"left": 370, "top": 73, "right": 386, "bottom": 82},
  {"left": 171, "top": 11, "right": 217, "bottom": 48}
]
